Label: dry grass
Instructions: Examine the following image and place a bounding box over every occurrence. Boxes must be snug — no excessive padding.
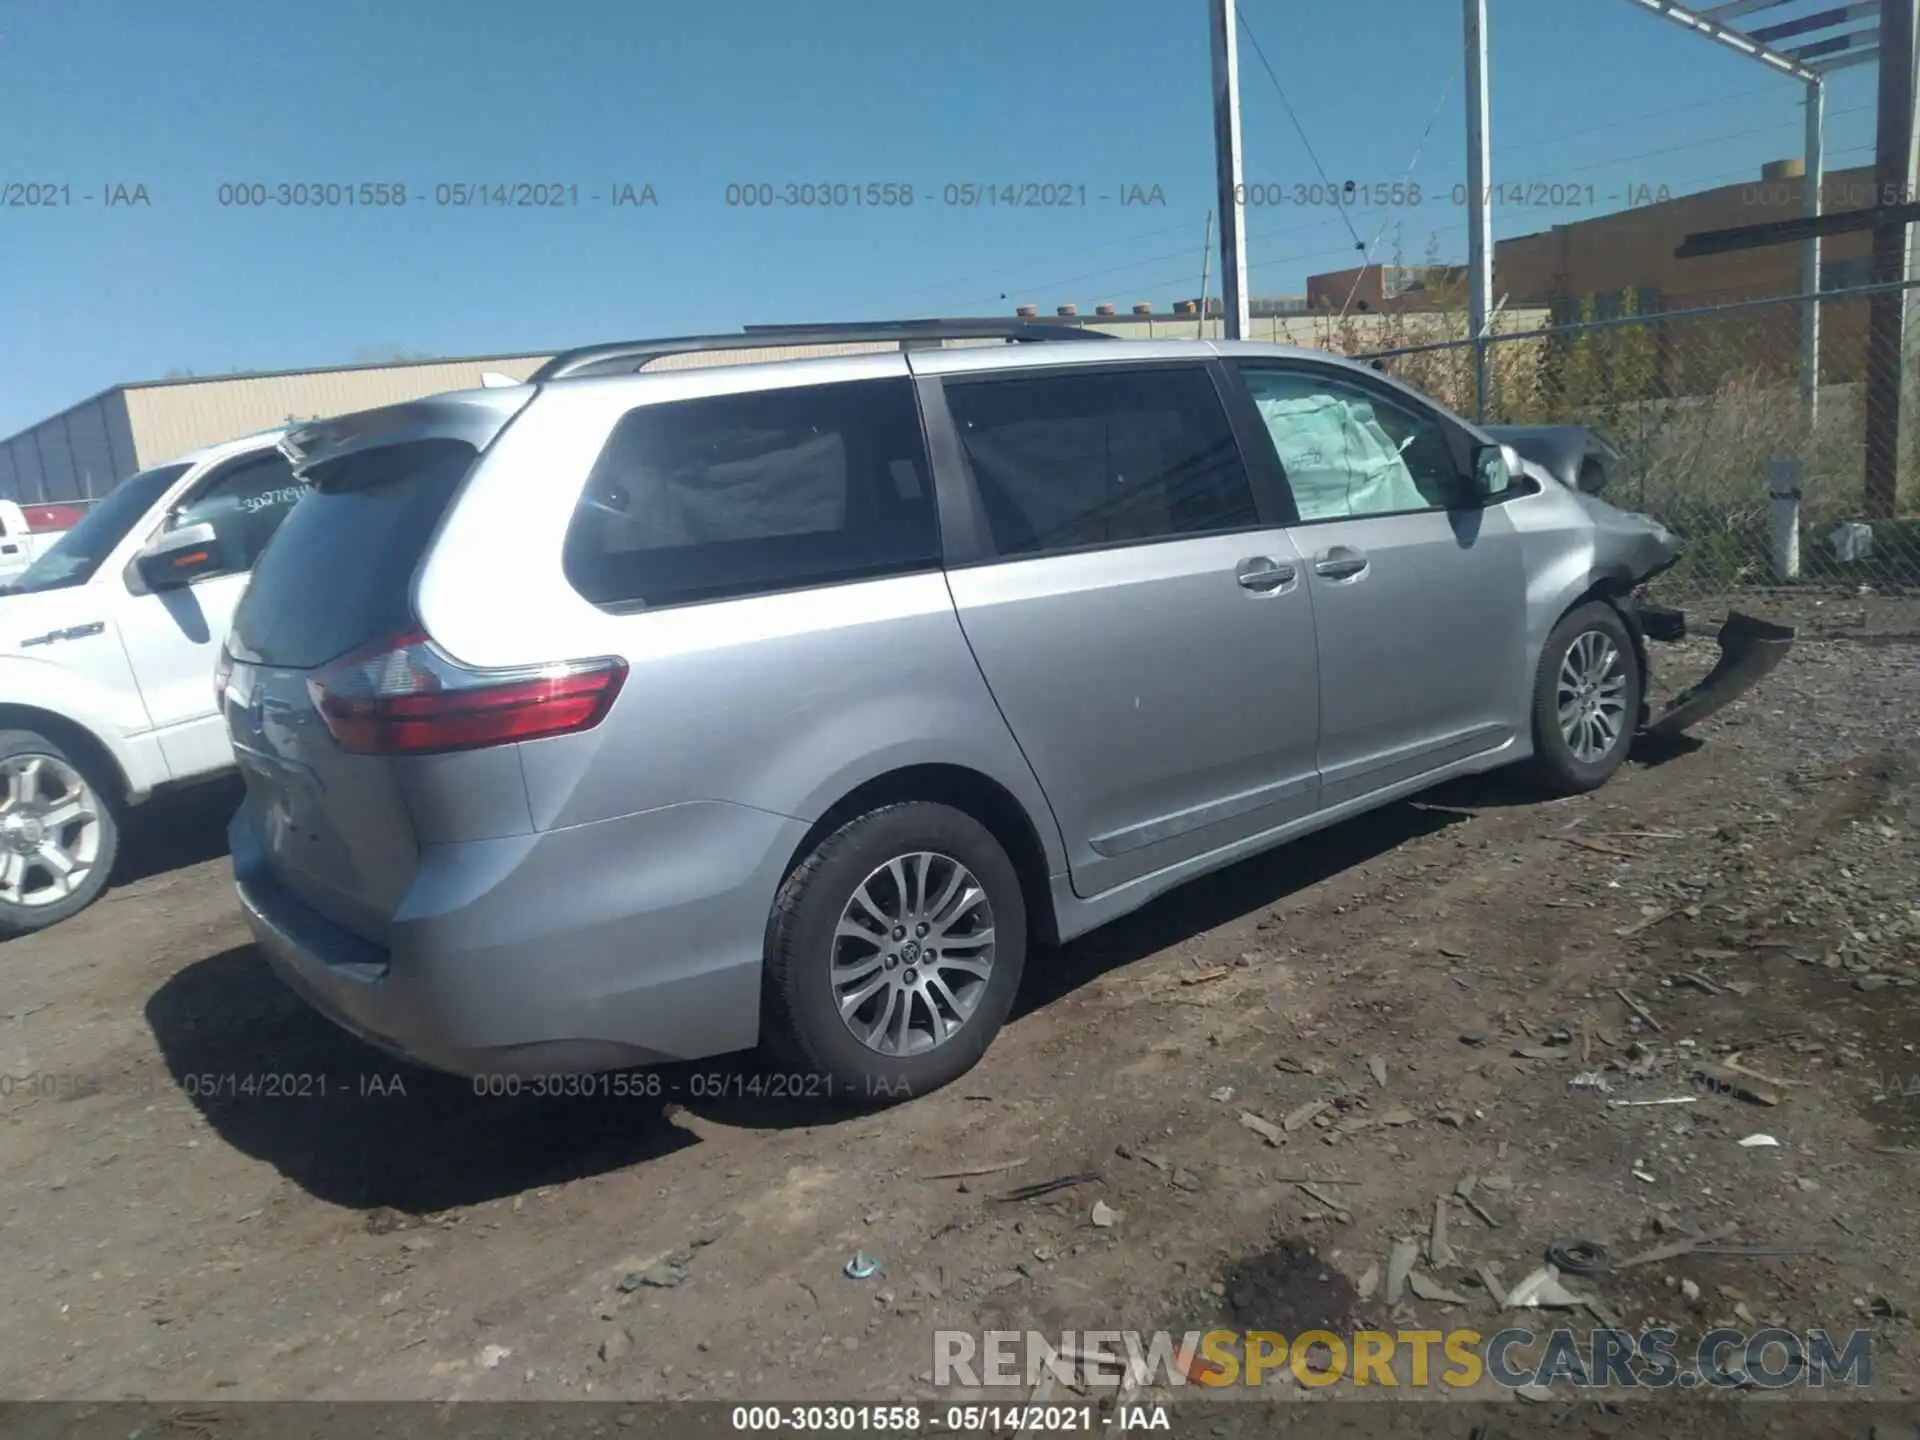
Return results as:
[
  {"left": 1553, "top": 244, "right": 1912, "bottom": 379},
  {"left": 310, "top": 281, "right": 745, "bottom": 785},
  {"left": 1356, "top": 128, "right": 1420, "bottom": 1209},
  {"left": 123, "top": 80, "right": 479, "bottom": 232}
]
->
[{"left": 1332, "top": 288, "right": 1920, "bottom": 595}]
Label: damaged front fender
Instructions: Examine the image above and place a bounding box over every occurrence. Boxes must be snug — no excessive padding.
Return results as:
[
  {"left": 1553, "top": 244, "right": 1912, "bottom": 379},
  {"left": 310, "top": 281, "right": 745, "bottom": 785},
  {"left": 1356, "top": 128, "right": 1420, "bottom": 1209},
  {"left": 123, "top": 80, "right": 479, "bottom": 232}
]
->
[
  {"left": 1640, "top": 611, "right": 1797, "bottom": 740},
  {"left": 1576, "top": 492, "right": 1794, "bottom": 739}
]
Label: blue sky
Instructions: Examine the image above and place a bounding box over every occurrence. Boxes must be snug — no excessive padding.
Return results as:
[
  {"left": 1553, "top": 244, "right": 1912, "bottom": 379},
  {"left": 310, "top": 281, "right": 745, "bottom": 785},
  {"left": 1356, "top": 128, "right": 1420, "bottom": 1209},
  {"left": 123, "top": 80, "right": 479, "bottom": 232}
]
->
[{"left": 0, "top": 0, "right": 1881, "bottom": 440}]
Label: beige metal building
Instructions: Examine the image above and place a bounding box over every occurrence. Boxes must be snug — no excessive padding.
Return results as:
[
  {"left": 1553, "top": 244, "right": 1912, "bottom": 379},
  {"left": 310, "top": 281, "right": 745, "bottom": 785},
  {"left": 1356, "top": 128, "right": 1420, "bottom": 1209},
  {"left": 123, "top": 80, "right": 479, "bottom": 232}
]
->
[
  {"left": 0, "top": 352, "right": 555, "bottom": 503},
  {"left": 1, "top": 308, "right": 1547, "bottom": 504}
]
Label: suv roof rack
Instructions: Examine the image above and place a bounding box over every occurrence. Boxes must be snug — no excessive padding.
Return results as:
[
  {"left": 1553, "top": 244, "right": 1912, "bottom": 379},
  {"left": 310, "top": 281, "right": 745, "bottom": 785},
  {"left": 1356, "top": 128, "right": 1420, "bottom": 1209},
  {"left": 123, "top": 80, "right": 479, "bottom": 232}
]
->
[{"left": 529, "top": 318, "right": 1107, "bottom": 382}]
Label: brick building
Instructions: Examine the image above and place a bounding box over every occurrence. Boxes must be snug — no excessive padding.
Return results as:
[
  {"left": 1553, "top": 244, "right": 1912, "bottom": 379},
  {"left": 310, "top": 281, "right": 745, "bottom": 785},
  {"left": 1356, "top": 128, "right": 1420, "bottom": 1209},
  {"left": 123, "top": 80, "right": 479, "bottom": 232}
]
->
[
  {"left": 1305, "top": 161, "right": 1884, "bottom": 389},
  {"left": 1494, "top": 160, "right": 1874, "bottom": 312}
]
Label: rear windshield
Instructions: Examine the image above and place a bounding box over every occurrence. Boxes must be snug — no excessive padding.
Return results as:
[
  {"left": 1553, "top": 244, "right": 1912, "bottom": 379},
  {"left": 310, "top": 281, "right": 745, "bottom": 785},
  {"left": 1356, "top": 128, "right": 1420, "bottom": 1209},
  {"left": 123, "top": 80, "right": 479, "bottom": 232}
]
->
[{"left": 228, "top": 439, "right": 475, "bottom": 669}]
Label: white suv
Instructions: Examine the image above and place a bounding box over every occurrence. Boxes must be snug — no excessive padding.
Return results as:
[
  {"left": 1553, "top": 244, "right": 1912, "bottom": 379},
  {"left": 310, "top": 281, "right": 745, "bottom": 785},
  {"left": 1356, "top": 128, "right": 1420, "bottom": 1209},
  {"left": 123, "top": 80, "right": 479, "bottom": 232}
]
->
[{"left": 0, "top": 428, "right": 305, "bottom": 935}]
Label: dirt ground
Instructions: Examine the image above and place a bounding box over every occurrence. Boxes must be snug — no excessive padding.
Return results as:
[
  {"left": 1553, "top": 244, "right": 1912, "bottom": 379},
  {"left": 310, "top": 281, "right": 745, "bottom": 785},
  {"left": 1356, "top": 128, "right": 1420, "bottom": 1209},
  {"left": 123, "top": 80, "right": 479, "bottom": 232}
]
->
[{"left": 2, "top": 592, "right": 1917, "bottom": 1428}]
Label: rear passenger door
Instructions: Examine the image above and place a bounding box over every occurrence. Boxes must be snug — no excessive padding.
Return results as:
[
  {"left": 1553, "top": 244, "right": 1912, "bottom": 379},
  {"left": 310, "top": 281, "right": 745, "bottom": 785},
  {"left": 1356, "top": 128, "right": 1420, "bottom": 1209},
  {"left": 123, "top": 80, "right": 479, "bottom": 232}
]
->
[
  {"left": 925, "top": 359, "right": 1321, "bottom": 899},
  {"left": 1232, "top": 362, "right": 1528, "bottom": 808}
]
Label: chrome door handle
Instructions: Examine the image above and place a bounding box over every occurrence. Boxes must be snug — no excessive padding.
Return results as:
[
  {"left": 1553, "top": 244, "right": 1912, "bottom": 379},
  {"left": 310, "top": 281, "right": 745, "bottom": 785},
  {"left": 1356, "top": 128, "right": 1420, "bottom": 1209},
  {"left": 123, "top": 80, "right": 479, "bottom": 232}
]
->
[
  {"left": 1313, "top": 549, "right": 1369, "bottom": 580},
  {"left": 1236, "top": 557, "right": 1295, "bottom": 592}
]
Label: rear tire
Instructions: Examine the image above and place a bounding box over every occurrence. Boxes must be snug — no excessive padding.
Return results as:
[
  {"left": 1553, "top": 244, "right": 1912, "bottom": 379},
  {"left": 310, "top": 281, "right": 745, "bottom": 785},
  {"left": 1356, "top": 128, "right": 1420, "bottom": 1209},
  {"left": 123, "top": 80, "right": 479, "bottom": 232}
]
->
[
  {"left": 762, "top": 802, "right": 1026, "bottom": 1107},
  {"left": 1525, "top": 601, "right": 1643, "bottom": 795},
  {"left": 0, "top": 729, "right": 121, "bottom": 939}
]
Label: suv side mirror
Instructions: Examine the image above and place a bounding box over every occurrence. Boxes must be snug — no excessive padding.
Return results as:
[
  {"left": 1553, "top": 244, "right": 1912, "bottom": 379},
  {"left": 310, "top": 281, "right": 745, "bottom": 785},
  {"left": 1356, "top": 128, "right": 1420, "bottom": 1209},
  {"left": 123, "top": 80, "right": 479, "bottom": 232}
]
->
[
  {"left": 1471, "top": 443, "right": 1522, "bottom": 504},
  {"left": 134, "top": 522, "right": 223, "bottom": 591}
]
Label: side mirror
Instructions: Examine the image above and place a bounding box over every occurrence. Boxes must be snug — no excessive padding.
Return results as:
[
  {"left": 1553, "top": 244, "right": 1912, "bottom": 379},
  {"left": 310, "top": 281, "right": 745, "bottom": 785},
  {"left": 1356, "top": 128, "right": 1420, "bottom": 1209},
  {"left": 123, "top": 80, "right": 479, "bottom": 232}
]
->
[
  {"left": 1471, "top": 443, "right": 1522, "bottom": 504},
  {"left": 134, "top": 522, "right": 223, "bottom": 591},
  {"left": 1577, "top": 456, "right": 1610, "bottom": 495}
]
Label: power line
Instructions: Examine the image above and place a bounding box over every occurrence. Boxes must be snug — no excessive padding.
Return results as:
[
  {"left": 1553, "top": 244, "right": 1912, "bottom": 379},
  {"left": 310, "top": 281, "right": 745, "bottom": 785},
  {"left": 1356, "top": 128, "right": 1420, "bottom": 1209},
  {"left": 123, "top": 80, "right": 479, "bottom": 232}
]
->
[
  {"left": 1497, "top": 84, "right": 1787, "bottom": 158},
  {"left": 943, "top": 237, "right": 1231, "bottom": 313},
  {"left": 940, "top": 203, "right": 1410, "bottom": 314},
  {"left": 889, "top": 215, "right": 1212, "bottom": 305},
  {"left": 894, "top": 68, "right": 1877, "bottom": 318},
  {"left": 1340, "top": 65, "right": 1460, "bottom": 321},
  {"left": 1237, "top": 1, "right": 1366, "bottom": 254},
  {"left": 1126, "top": 236, "right": 1396, "bottom": 299},
  {"left": 1421, "top": 104, "right": 1876, "bottom": 193}
]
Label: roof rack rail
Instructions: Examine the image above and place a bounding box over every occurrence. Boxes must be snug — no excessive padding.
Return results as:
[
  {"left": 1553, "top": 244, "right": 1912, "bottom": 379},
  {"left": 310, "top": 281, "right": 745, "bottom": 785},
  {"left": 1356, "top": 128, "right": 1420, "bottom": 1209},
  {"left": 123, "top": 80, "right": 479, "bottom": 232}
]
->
[{"left": 529, "top": 318, "right": 1105, "bottom": 382}]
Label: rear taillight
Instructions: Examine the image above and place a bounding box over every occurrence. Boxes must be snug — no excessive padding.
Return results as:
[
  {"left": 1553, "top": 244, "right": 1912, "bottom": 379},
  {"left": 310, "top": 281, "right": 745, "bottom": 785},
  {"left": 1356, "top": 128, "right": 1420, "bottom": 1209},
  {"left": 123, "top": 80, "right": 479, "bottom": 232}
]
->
[
  {"left": 306, "top": 631, "right": 627, "bottom": 756},
  {"left": 214, "top": 644, "right": 235, "bottom": 708}
]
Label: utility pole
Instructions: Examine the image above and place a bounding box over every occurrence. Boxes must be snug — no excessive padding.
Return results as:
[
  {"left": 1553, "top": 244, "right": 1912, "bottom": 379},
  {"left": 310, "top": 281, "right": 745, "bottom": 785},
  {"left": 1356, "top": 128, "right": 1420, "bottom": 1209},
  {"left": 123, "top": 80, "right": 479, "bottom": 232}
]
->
[
  {"left": 1209, "top": 0, "right": 1250, "bottom": 340},
  {"left": 1865, "top": 0, "right": 1917, "bottom": 520},
  {"left": 1198, "top": 209, "right": 1215, "bottom": 339},
  {"left": 1464, "top": 0, "right": 1494, "bottom": 422}
]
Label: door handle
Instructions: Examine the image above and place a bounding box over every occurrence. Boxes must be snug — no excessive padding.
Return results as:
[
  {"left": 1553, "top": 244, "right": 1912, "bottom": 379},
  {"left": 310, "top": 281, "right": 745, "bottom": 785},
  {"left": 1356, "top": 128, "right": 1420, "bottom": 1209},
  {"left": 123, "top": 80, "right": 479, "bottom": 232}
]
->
[
  {"left": 1235, "top": 556, "right": 1296, "bottom": 592},
  {"left": 1313, "top": 547, "right": 1369, "bottom": 580},
  {"left": 0, "top": 543, "right": 16, "bottom": 555}
]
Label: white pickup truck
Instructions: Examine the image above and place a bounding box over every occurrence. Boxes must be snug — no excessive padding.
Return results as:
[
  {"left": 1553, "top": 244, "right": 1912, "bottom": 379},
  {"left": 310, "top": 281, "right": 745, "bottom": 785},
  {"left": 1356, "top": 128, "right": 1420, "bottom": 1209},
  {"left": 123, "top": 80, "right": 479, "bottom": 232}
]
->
[{"left": 0, "top": 427, "right": 306, "bottom": 935}]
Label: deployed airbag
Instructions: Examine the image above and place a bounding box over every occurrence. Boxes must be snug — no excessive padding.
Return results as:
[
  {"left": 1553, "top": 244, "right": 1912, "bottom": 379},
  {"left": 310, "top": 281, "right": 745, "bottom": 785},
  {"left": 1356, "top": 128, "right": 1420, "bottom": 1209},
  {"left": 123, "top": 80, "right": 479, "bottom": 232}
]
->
[{"left": 1253, "top": 384, "right": 1427, "bottom": 521}]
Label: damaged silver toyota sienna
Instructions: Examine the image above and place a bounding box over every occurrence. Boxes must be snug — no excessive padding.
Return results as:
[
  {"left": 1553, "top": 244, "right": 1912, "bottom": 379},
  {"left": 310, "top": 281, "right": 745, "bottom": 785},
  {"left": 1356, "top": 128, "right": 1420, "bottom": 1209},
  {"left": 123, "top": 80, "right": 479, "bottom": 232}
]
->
[{"left": 222, "top": 321, "right": 1793, "bottom": 1103}]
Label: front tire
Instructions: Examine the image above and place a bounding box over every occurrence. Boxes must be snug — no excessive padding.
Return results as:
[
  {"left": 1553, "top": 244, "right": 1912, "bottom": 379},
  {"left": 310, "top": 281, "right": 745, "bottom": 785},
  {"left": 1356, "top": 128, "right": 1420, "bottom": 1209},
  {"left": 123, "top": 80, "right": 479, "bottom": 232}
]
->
[
  {"left": 762, "top": 802, "right": 1026, "bottom": 1106},
  {"left": 1525, "top": 601, "right": 1643, "bottom": 795},
  {"left": 0, "top": 729, "right": 121, "bottom": 939}
]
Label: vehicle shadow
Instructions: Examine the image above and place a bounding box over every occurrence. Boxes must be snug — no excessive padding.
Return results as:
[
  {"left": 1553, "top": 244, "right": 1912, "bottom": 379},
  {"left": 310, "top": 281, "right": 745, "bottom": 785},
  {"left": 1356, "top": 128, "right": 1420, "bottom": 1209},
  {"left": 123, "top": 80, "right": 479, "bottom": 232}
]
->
[
  {"left": 110, "top": 774, "right": 245, "bottom": 887},
  {"left": 683, "top": 793, "right": 1477, "bottom": 1128},
  {"left": 144, "top": 943, "right": 699, "bottom": 1213},
  {"left": 144, "top": 792, "right": 1479, "bottom": 1204},
  {"left": 1628, "top": 731, "right": 1707, "bottom": 767},
  {"left": 1012, "top": 794, "right": 1471, "bottom": 1017}
]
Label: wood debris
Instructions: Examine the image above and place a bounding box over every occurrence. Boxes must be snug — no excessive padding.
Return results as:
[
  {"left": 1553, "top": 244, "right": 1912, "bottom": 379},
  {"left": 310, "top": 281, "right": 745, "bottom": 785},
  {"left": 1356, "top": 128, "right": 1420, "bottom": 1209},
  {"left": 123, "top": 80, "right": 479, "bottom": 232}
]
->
[
  {"left": 1615, "top": 988, "right": 1664, "bottom": 1032},
  {"left": 1693, "top": 1062, "right": 1780, "bottom": 1107},
  {"left": 1238, "top": 1110, "right": 1284, "bottom": 1146},
  {"left": 1283, "top": 1098, "right": 1332, "bottom": 1133},
  {"left": 1429, "top": 1195, "right": 1455, "bottom": 1267}
]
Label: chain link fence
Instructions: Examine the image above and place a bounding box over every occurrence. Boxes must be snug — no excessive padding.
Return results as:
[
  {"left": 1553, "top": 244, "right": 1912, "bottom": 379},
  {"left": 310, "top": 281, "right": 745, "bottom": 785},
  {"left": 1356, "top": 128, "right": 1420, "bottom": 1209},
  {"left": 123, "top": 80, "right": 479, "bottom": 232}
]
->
[{"left": 1345, "top": 281, "right": 1920, "bottom": 602}]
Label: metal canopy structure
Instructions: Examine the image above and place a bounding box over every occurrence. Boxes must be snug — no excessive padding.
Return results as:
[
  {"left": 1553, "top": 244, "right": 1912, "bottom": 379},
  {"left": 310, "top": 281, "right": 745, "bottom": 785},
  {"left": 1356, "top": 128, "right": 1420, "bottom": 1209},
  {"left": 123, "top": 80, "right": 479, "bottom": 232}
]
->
[
  {"left": 1625, "top": 0, "right": 1882, "bottom": 78},
  {"left": 1630, "top": 0, "right": 1920, "bottom": 521},
  {"left": 1628, "top": 0, "right": 1892, "bottom": 424},
  {"left": 1675, "top": 196, "right": 1920, "bottom": 255}
]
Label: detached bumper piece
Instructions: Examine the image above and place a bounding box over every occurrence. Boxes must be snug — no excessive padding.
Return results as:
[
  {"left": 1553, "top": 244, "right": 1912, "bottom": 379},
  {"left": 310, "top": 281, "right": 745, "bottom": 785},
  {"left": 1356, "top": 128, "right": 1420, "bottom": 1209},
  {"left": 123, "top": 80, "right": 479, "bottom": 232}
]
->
[{"left": 1640, "top": 611, "right": 1796, "bottom": 741}]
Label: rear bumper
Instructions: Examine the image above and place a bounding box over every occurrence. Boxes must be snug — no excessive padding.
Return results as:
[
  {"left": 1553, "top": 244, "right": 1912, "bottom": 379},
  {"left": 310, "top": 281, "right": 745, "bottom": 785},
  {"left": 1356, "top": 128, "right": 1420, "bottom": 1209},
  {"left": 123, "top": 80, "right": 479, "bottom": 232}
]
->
[{"left": 232, "top": 799, "right": 811, "bottom": 1077}]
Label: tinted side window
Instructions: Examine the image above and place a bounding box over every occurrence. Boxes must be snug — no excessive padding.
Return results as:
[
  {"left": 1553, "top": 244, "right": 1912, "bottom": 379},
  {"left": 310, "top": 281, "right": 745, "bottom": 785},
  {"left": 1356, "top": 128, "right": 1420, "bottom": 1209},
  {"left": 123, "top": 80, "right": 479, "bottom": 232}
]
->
[
  {"left": 942, "top": 366, "right": 1257, "bottom": 558},
  {"left": 562, "top": 377, "right": 939, "bottom": 610},
  {"left": 1240, "top": 367, "right": 1468, "bottom": 521},
  {"left": 168, "top": 450, "right": 304, "bottom": 575}
]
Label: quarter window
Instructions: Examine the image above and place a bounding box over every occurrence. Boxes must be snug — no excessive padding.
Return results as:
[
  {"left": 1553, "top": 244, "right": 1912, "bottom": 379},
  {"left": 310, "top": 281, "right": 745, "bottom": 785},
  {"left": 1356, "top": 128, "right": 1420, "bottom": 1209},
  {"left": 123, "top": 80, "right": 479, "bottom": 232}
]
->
[
  {"left": 943, "top": 366, "right": 1258, "bottom": 557},
  {"left": 562, "top": 377, "right": 939, "bottom": 610},
  {"left": 1240, "top": 368, "right": 1467, "bottom": 520}
]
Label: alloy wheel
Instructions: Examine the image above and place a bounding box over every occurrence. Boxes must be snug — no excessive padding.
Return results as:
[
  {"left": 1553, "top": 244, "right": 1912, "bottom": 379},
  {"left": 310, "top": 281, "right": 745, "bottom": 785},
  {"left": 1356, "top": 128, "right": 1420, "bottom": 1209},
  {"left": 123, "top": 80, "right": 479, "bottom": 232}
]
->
[
  {"left": 0, "top": 754, "right": 102, "bottom": 909},
  {"left": 1556, "top": 629, "right": 1630, "bottom": 764},
  {"left": 829, "top": 850, "right": 996, "bottom": 1057}
]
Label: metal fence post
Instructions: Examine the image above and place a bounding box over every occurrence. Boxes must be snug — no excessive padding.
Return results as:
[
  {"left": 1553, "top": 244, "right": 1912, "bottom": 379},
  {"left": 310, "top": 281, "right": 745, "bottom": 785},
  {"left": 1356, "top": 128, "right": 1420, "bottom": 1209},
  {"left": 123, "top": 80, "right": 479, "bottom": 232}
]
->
[
  {"left": 1465, "top": 0, "right": 1493, "bottom": 422},
  {"left": 1768, "top": 456, "right": 1803, "bottom": 581},
  {"left": 1800, "top": 79, "right": 1824, "bottom": 428},
  {"left": 1865, "top": 0, "right": 1917, "bottom": 520}
]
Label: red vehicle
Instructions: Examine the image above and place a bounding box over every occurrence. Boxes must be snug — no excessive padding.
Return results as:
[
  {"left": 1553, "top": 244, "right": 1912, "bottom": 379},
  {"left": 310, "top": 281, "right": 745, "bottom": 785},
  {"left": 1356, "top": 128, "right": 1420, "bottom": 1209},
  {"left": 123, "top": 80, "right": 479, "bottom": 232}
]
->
[{"left": 0, "top": 498, "right": 88, "bottom": 586}]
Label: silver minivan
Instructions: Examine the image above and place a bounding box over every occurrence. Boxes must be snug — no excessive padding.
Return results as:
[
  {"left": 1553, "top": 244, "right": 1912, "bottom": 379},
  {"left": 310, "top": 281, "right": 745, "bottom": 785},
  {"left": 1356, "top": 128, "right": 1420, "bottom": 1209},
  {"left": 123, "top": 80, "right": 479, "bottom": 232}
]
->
[{"left": 222, "top": 321, "right": 1791, "bottom": 1102}]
